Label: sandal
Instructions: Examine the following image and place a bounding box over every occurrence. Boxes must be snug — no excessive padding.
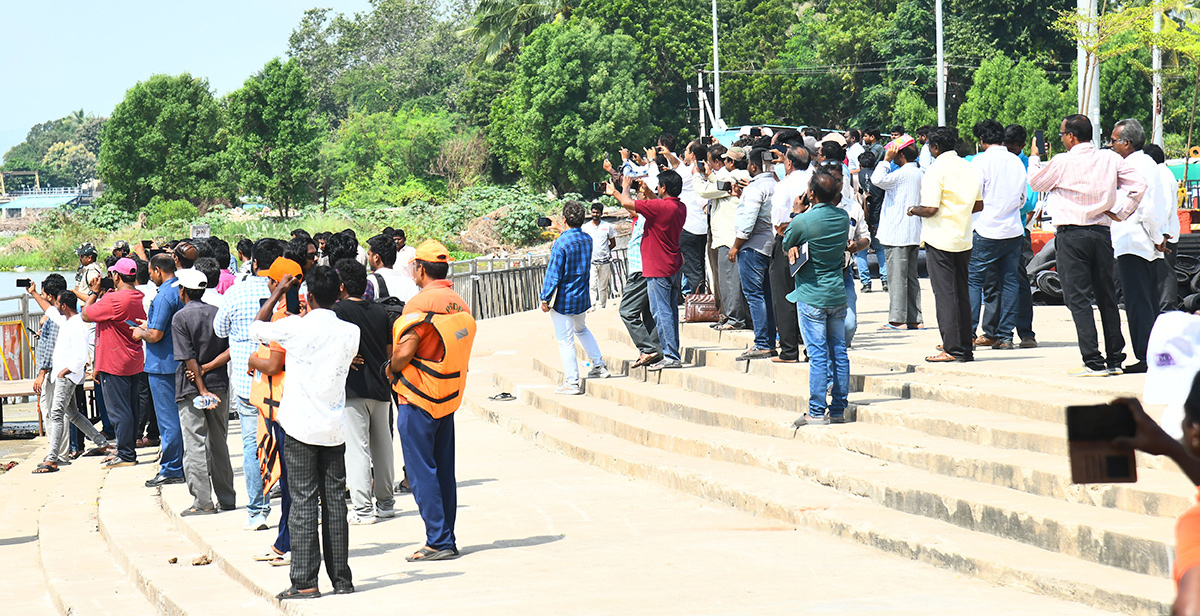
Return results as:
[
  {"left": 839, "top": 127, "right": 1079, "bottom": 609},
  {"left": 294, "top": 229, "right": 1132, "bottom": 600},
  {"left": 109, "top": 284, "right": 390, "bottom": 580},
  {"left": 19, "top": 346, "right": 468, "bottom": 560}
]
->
[
  {"left": 179, "top": 506, "right": 217, "bottom": 517},
  {"left": 68, "top": 450, "right": 84, "bottom": 460},
  {"left": 268, "top": 554, "right": 291, "bottom": 566},
  {"left": 405, "top": 546, "right": 459, "bottom": 562},
  {"left": 631, "top": 354, "right": 661, "bottom": 369},
  {"left": 32, "top": 462, "right": 58, "bottom": 474},
  {"left": 82, "top": 446, "right": 111, "bottom": 457},
  {"left": 487, "top": 392, "right": 516, "bottom": 402},
  {"left": 878, "top": 323, "right": 906, "bottom": 331},
  {"left": 925, "top": 351, "right": 960, "bottom": 363},
  {"left": 276, "top": 585, "right": 320, "bottom": 600}
]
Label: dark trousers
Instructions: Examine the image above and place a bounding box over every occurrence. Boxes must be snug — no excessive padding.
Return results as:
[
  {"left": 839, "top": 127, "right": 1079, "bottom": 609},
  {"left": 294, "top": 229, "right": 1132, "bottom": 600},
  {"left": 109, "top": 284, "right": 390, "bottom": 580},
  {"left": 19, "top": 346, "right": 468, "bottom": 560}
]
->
[
  {"left": 769, "top": 237, "right": 802, "bottom": 360},
  {"left": 136, "top": 372, "right": 158, "bottom": 440},
  {"left": 926, "top": 245, "right": 974, "bottom": 360},
  {"left": 1117, "top": 254, "right": 1163, "bottom": 363},
  {"left": 98, "top": 372, "right": 139, "bottom": 463},
  {"left": 1161, "top": 246, "right": 1179, "bottom": 312},
  {"left": 397, "top": 404, "right": 457, "bottom": 551},
  {"left": 619, "top": 272, "right": 660, "bottom": 356},
  {"left": 679, "top": 230, "right": 707, "bottom": 295},
  {"left": 270, "top": 419, "right": 291, "bottom": 554},
  {"left": 1056, "top": 225, "right": 1126, "bottom": 370},
  {"left": 283, "top": 438, "right": 351, "bottom": 592},
  {"left": 968, "top": 233, "right": 1021, "bottom": 342}
]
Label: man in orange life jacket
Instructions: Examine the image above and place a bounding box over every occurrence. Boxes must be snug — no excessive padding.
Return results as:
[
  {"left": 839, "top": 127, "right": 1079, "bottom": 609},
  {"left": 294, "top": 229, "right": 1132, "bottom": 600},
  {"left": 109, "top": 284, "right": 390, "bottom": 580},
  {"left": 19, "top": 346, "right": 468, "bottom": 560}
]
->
[{"left": 388, "top": 240, "right": 476, "bottom": 562}]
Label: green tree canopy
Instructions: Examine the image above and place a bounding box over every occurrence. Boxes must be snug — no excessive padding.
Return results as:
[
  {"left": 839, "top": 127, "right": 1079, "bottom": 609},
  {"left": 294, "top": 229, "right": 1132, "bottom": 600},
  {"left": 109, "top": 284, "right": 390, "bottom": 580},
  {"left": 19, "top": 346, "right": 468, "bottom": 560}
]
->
[
  {"left": 227, "top": 58, "right": 326, "bottom": 218},
  {"left": 489, "top": 19, "right": 652, "bottom": 191},
  {"left": 97, "top": 74, "right": 230, "bottom": 210},
  {"left": 956, "top": 54, "right": 1072, "bottom": 149},
  {"left": 41, "top": 141, "right": 97, "bottom": 186}
]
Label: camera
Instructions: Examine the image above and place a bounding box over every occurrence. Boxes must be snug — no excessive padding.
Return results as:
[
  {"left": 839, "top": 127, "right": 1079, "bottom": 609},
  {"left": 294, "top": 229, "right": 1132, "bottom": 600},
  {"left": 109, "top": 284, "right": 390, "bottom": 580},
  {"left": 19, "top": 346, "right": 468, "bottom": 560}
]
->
[
  {"left": 100, "top": 278, "right": 115, "bottom": 291},
  {"left": 761, "top": 150, "right": 775, "bottom": 163},
  {"left": 591, "top": 181, "right": 608, "bottom": 194},
  {"left": 15, "top": 278, "right": 31, "bottom": 289},
  {"left": 536, "top": 217, "right": 553, "bottom": 229},
  {"left": 716, "top": 181, "right": 732, "bottom": 192}
]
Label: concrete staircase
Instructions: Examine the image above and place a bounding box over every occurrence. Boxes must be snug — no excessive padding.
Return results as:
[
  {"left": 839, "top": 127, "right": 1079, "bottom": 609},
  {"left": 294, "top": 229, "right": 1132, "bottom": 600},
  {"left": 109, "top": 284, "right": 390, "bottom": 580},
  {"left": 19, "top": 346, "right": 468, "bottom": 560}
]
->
[{"left": 462, "top": 308, "right": 1189, "bottom": 616}]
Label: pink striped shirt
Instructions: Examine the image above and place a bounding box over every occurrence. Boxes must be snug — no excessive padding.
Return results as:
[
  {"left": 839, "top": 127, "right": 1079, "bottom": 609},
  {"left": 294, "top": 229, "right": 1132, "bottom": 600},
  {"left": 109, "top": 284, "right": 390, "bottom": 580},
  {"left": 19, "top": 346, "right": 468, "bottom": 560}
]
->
[{"left": 1027, "top": 142, "right": 1146, "bottom": 227}]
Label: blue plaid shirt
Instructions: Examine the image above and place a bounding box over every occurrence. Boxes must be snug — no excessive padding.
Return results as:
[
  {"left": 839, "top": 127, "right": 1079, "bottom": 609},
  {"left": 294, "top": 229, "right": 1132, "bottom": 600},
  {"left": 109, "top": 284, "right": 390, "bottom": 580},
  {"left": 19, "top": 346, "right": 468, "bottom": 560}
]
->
[
  {"left": 540, "top": 227, "right": 592, "bottom": 315},
  {"left": 36, "top": 317, "right": 59, "bottom": 375},
  {"left": 213, "top": 275, "right": 271, "bottom": 404}
]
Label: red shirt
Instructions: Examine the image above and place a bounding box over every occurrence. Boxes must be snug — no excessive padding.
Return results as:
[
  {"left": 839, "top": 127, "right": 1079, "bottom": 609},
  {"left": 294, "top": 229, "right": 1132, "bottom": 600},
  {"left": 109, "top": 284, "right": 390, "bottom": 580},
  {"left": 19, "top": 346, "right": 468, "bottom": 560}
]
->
[
  {"left": 634, "top": 196, "right": 686, "bottom": 278},
  {"left": 85, "top": 288, "right": 146, "bottom": 376}
]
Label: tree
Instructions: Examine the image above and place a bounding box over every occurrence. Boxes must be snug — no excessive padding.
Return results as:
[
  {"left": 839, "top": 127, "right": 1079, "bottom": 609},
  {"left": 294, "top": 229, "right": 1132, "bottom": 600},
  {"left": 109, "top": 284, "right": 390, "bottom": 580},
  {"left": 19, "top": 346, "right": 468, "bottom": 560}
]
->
[
  {"left": 97, "top": 74, "right": 230, "bottom": 210},
  {"left": 41, "top": 141, "right": 96, "bottom": 186},
  {"left": 489, "top": 19, "right": 652, "bottom": 191},
  {"left": 226, "top": 58, "right": 326, "bottom": 218},
  {"left": 328, "top": 107, "right": 457, "bottom": 188},
  {"left": 955, "top": 54, "right": 1072, "bottom": 147},
  {"left": 459, "top": 0, "right": 573, "bottom": 67}
]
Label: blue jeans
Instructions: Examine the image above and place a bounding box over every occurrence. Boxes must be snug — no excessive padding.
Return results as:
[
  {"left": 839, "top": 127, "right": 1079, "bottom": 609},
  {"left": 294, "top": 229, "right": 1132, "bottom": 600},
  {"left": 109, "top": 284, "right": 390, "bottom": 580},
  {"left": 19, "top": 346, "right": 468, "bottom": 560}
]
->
[
  {"left": 843, "top": 268, "right": 858, "bottom": 345},
  {"left": 266, "top": 417, "right": 290, "bottom": 554},
  {"left": 856, "top": 236, "right": 887, "bottom": 286},
  {"left": 397, "top": 404, "right": 457, "bottom": 551},
  {"left": 967, "top": 233, "right": 1021, "bottom": 342},
  {"left": 646, "top": 272, "right": 682, "bottom": 361},
  {"left": 147, "top": 372, "right": 183, "bottom": 477},
  {"left": 736, "top": 248, "right": 775, "bottom": 351},
  {"left": 237, "top": 397, "right": 270, "bottom": 520},
  {"left": 798, "top": 302, "right": 849, "bottom": 418}
]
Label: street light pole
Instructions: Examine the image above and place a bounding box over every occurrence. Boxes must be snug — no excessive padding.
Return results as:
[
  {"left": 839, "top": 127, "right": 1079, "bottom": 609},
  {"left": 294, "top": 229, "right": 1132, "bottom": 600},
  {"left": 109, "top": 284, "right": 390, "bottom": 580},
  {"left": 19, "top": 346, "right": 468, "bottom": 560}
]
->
[
  {"left": 1153, "top": 4, "right": 1164, "bottom": 146},
  {"left": 711, "top": 0, "right": 721, "bottom": 122},
  {"left": 936, "top": 0, "right": 946, "bottom": 125},
  {"left": 1078, "top": 0, "right": 1102, "bottom": 145}
]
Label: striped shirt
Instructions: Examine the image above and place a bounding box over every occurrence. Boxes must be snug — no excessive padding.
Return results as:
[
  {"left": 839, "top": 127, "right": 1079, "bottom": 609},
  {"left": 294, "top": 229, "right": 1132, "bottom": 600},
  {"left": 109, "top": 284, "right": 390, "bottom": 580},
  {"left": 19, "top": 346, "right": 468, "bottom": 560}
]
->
[
  {"left": 628, "top": 216, "right": 645, "bottom": 274},
  {"left": 36, "top": 317, "right": 59, "bottom": 375},
  {"left": 213, "top": 275, "right": 271, "bottom": 403},
  {"left": 1027, "top": 142, "right": 1146, "bottom": 227}
]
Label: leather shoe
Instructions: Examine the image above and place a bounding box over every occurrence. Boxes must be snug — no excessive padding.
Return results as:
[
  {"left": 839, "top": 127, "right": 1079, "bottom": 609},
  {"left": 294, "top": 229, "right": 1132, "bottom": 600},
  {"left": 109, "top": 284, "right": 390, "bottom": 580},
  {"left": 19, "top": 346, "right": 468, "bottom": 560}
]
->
[
  {"left": 1122, "top": 361, "right": 1148, "bottom": 374},
  {"left": 973, "top": 336, "right": 998, "bottom": 347},
  {"left": 145, "top": 474, "right": 184, "bottom": 488}
]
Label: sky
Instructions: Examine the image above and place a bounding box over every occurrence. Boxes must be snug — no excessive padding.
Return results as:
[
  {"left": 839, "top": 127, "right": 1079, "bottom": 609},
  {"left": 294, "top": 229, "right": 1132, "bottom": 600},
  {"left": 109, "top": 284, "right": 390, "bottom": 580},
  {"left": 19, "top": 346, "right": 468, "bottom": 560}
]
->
[{"left": 0, "top": 0, "right": 373, "bottom": 157}]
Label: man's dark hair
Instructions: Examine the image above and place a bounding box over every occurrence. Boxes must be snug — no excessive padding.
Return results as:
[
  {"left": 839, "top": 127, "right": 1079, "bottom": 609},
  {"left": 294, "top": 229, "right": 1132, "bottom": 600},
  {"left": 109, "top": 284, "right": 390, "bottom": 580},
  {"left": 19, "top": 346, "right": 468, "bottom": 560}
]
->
[
  {"left": 57, "top": 290, "right": 78, "bottom": 312},
  {"left": 657, "top": 170, "right": 683, "bottom": 197},
  {"left": 732, "top": 136, "right": 753, "bottom": 148},
  {"left": 192, "top": 237, "right": 213, "bottom": 261},
  {"left": 195, "top": 257, "right": 221, "bottom": 289},
  {"left": 732, "top": 155, "right": 749, "bottom": 171},
  {"left": 253, "top": 238, "right": 285, "bottom": 274},
  {"left": 150, "top": 253, "right": 176, "bottom": 275},
  {"left": 43, "top": 273, "right": 67, "bottom": 298},
  {"left": 236, "top": 238, "right": 254, "bottom": 259},
  {"left": 687, "top": 140, "right": 708, "bottom": 163},
  {"left": 367, "top": 234, "right": 397, "bottom": 267},
  {"left": 335, "top": 258, "right": 368, "bottom": 298},
  {"left": 305, "top": 265, "right": 341, "bottom": 308},
  {"left": 657, "top": 132, "right": 677, "bottom": 153},
  {"left": 774, "top": 129, "right": 802, "bottom": 147},
  {"left": 973, "top": 119, "right": 1006, "bottom": 146},
  {"left": 341, "top": 228, "right": 358, "bottom": 242},
  {"left": 801, "top": 127, "right": 822, "bottom": 139},
  {"left": 290, "top": 228, "right": 310, "bottom": 239},
  {"left": 209, "top": 237, "right": 231, "bottom": 268},
  {"left": 916, "top": 125, "right": 932, "bottom": 138},
  {"left": 748, "top": 147, "right": 770, "bottom": 172},
  {"left": 810, "top": 172, "right": 841, "bottom": 203},
  {"left": 285, "top": 237, "right": 313, "bottom": 271},
  {"left": 897, "top": 143, "right": 919, "bottom": 163},
  {"left": 890, "top": 124, "right": 906, "bottom": 135},
  {"left": 788, "top": 146, "right": 810, "bottom": 170},
  {"left": 751, "top": 135, "right": 772, "bottom": 150},
  {"left": 135, "top": 258, "right": 150, "bottom": 284},
  {"left": 392, "top": 228, "right": 406, "bottom": 241},
  {"left": 183, "top": 286, "right": 205, "bottom": 302},
  {"left": 847, "top": 129, "right": 861, "bottom": 142},
  {"left": 858, "top": 150, "right": 878, "bottom": 169},
  {"left": 118, "top": 271, "right": 136, "bottom": 285},
  {"left": 1145, "top": 143, "right": 1167, "bottom": 165},
  {"left": 325, "top": 232, "right": 358, "bottom": 265},
  {"left": 104, "top": 254, "right": 119, "bottom": 268},
  {"left": 1003, "top": 124, "right": 1028, "bottom": 147},
  {"left": 381, "top": 226, "right": 394, "bottom": 237},
  {"left": 174, "top": 242, "right": 196, "bottom": 268},
  {"left": 563, "top": 200, "right": 587, "bottom": 228},
  {"left": 819, "top": 141, "right": 845, "bottom": 162},
  {"left": 865, "top": 127, "right": 881, "bottom": 140},
  {"left": 590, "top": 202, "right": 604, "bottom": 213},
  {"left": 1063, "top": 114, "right": 1093, "bottom": 142},
  {"left": 415, "top": 259, "right": 450, "bottom": 281},
  {"left": 929, "top": 126, "right": 957, "bottom": 153},
  {"left": 1115, "top": 118, "right": 1147, "bottom": 150}
]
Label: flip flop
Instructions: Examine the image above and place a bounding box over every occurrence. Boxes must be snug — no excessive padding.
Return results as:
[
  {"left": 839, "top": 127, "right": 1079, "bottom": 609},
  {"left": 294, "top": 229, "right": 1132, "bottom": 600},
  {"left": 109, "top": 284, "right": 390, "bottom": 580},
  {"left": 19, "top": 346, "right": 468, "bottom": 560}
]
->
[
  {"left": 907, "top": 323, "right": 926, "bottom": 330},
  {"left": 406, "top": 546, "right": 459, "bottom": 562},
  {"left": 631, "top": 354, "right": 662, "bottom": 368},
  {"left": 179, "top": 506, "right": 217, "bottom": 517},
  {"left": 878, "top": 324, "right": 906, "bottom": 331},
  {"left": 32, "top": 462, "right": 58, "bottom": 474},
  {"left": 82, "top": 446, "right": 111, "bottom": 457},
  {"left": 276, "top": 586, "right": 320, "bottom": 600},
  {"left": 925, "top": 352, "right": 959, "bottom": 363},
  {"left": 488, "top": 392, "right": 516, "bottom": 402}
]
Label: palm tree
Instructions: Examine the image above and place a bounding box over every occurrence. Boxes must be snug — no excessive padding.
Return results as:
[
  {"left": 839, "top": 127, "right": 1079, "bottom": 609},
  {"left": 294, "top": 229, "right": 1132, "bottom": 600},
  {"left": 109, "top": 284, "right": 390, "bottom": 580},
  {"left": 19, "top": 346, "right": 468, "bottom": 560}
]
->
[{"left": 458, "top": 0, "right": 573, "bottom": 67}]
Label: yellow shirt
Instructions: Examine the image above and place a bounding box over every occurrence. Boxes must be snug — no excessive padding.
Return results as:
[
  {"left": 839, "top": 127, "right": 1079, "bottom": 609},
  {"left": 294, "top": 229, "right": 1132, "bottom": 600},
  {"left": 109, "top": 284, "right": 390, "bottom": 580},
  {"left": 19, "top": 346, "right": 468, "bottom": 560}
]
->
[{"left": 919, "top": 151, "right": 982, "bottom": 252}]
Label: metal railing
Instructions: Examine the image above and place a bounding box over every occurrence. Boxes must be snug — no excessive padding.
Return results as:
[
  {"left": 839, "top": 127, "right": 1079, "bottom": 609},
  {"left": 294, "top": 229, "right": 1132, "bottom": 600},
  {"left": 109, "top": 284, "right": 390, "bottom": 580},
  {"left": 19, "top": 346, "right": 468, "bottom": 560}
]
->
[
  {"left": 450, "top": 249, "right": 628, "bottom": 320},
  {"left": 0, "top": 294, "right": 42, "bottom": 381}
]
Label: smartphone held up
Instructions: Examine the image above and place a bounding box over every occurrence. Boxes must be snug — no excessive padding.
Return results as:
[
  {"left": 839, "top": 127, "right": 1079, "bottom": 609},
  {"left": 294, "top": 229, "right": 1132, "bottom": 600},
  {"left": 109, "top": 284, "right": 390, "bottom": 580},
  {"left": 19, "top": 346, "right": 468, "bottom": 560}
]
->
[{"left": 1066, "top": 402, "right": 1137, "bottom": 484}]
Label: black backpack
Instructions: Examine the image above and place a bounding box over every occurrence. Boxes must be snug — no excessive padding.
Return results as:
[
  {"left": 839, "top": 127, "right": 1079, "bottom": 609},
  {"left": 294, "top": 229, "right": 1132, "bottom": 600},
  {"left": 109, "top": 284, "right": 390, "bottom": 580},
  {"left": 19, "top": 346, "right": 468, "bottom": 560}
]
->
[{"left": 371, "top": 273, "right": 406, "bottom": 325}]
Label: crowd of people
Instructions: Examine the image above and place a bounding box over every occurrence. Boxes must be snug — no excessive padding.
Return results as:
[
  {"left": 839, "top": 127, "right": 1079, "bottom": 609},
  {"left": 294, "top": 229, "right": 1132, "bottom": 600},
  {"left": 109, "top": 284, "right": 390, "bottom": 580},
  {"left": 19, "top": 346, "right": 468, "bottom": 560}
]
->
[
  {"left": 540, "top": 114, "right": 1182, "bottom": 428},
  {"left": 28, "top": 226, "right": 476, "bottom": 600}
]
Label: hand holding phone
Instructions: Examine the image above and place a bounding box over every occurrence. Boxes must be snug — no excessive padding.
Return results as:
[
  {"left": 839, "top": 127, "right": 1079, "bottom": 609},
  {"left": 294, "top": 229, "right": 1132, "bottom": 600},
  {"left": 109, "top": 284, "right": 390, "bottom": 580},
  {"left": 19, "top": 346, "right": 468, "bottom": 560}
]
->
[
  {"left": 15, "top": 278, "right": 31, "bottom": 289},
  {"left": 1032, "top": 130, "right": 1047, "bottom": 157},
  {"left": 1067, "top": 401, "right": 1138, "bottom": 484}
]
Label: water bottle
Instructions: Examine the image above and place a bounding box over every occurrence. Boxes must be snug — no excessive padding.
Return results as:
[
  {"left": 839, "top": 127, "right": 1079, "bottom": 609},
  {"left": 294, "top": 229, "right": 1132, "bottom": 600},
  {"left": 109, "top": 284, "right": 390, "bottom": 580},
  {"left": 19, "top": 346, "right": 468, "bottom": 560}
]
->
[{"left": 193, "top": 394, "right": 219, "bottom": 410}]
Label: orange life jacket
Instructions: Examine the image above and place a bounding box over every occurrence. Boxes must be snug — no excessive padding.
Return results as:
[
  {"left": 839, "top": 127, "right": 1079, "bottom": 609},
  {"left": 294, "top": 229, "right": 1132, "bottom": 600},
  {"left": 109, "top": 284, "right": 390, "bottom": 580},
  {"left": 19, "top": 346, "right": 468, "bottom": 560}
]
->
[
  {"left": 391, "top": 311, "right": 477, "bottom": 418},
  {"left": 250, "top": 342, "right": 285, "bottom": 492}
]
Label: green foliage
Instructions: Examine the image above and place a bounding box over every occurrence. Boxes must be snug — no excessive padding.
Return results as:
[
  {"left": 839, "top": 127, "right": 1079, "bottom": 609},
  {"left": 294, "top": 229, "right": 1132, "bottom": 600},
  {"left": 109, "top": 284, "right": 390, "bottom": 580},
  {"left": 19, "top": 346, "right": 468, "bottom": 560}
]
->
[
  {"left": 79, "top": 203, "right": 137, "bottom": 231},
  {"left": 493, "top": 188, "right": 559, "bottom": 245},
  {"left": 956, "top": 54, "right": 1073, "bottom": 147},
  {"left": 226, "top": 58, "right": 326, "bottom": 218},
  {"left": 460, "top": 0, "right": 572, "bottom": 67},
  {"left": 97, "top": 74, "right": 230, "bottom": 210},
  {"left": 329, "top": 107, "right": 457, "bottom": 189},
  {"left": 489, "top": 19, "right": 651, "bottom": 191},
  {"left": 41, "top": 141, "right": 96, "bottom": 185},
  {"left": 2, "top": 110, "right": 106, "bottom": 190},
  {"left": 892, "top": 89, "right": 938, "bottom": 133},
  {"left": 144, "top": 197, "right": 199, "bottom": 229}
]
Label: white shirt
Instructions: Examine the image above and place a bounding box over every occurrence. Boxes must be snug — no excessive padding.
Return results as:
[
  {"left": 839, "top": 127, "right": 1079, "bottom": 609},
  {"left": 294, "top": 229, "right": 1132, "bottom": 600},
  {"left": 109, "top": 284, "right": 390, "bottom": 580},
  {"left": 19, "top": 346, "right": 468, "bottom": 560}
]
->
[
  {"left": 396, "top": 245, "right": 417, "bottom": 279},
  {"left": 356, "top": 245, "right": 369, "bottom": 267},
  {"left": 971, "top": 145, "right": 1027, "bottom": 240},
  {"left": 1159, "top": 165, "right": 1181, "bottom": 243},
  {"left": 582, "top": 219, "right": 617, "bottom": 262},
  {"left": 249, "top": 309, "right": 360, "bottom": 446},
  {"left": 46, "top": 308, "right": 92, "bottom": 385},
  {"left": 1112, "top": 150, "right": 1163, "bottom": 261},
  {"left": 369, "top": 267, "right": 419, "bottom": 302},
  {"left": 202, "top": 289, "right": 225, "bottom": 309},
  {"left": 871, "top": 161, "right": 924, "bottom": 246},
  {"left": 918, "top": 143, "right": 934, "bottom": 168},
  {"left": 839, "top": 198, "right": 871, "bottom": 268},
  {"left": 771, "top": 169, "right": 810, "bottom": 229},
  {"left": 137, "top": 282, "right": 158, "bottom": 314},
  {"left": 675, "top": 162, "right": 709, "bottom": 235},
  {"left": 846, "top": 143, "right": 865, "bottom": 173},
  {"left": 696, "top": 168, "right": 751, "bottom": 249}
]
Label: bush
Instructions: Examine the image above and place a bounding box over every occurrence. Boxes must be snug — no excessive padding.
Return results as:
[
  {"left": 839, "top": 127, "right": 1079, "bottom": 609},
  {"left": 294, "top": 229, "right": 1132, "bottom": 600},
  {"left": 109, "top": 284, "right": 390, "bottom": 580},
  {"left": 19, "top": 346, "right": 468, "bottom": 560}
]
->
[
  {"left": 144, "top": 197, "right": 199, "bottom": 228},
  {"left": 495, "top": 194, "right": 558, "bottom": 246},
  {"left": 76, "top": 203, "right": 136, "bottom": 231}
]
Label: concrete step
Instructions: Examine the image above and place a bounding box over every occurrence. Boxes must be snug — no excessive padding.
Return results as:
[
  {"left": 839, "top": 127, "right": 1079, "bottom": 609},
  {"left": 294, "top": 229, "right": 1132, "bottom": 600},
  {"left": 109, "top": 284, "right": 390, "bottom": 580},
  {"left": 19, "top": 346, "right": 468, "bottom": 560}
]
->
[
  {"left": 539, "top": 349, "right": 1195, "bottom": 521},
  {"left": 505, "top": 361, "right": 1177, "bottom": 579},
  {"left": 96, "top": 463, "right": 287, "bottom": 615},
  {"left": 461, "top": 381, "right": 1172, "bottom": 616},
  {"left": 0, "top": 444, "right": 69, "bottom": 616},
  {"left": 37, "top": 458, "right": 160, "bottom": 616}
]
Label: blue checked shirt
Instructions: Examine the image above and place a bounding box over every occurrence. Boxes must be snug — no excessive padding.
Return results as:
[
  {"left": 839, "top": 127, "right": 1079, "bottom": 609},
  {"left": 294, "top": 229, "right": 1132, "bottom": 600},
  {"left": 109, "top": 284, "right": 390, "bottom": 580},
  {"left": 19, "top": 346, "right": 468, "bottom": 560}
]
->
[
  {"left": 36, "top": 317, "right": 59, "bottom": 375},
  {"left": 540, "top": 227, "right": 592, "bottom": 315},
  {"left": 627, "top": 216, "right": 645, "bottom": 274},
  {"left": 213, "top": 275, "right": 271, "bottom": 405}
]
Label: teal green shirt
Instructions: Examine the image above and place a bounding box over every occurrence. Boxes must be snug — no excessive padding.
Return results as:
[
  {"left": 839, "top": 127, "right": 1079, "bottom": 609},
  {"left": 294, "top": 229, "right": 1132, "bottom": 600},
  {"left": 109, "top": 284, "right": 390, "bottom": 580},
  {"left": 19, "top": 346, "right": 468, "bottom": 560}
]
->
[{"left": 781, "top": 202, "right": 850, "bottom": 308}]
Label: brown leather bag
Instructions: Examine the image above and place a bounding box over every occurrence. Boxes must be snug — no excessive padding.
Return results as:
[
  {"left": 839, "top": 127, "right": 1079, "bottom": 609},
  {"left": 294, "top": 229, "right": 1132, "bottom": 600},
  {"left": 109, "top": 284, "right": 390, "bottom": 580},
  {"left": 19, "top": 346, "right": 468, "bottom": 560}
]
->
[{"left": 683, "top": 281, "right": 719, "bottom": 323}]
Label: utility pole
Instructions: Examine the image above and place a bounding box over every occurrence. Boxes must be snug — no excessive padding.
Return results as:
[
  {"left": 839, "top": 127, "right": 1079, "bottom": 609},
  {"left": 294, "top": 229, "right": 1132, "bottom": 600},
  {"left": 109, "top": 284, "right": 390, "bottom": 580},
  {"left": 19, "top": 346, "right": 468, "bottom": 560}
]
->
[
  {"left": 936, "top": 0, "right": 946, "bottom": 125},
  {"left": 1078, "top": 0, "right": 1102, "bottom": 145},
  {"left": 711, "top": 0, "right": 721, "bottom": 122},
  {"left": 1153, "top": 4, "right": 1164, "bottom": 146},
  {"left": 697, "top": 70, "right": 708, "bottom": 137}
]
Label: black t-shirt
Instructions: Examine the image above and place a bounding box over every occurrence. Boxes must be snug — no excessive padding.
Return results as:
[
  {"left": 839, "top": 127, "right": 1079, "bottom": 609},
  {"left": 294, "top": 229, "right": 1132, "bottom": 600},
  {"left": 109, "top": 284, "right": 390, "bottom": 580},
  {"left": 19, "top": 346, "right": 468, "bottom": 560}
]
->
[
  {"left": 332, "top": 298, "right": 392, "bottom": 401},
  {"left": 172, "top": 300, "right": 230, "bottom": 401}
]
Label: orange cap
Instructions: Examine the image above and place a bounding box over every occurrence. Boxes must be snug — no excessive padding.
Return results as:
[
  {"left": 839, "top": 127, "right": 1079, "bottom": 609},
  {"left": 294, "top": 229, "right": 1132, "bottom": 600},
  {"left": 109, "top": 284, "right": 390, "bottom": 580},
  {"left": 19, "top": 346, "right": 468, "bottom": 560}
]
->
[
  {"left": 262, "top": 258, "right": 303, "bottom": 282},
  {"left": 414, "top": 239, "right": 451, "bottom": 263}
]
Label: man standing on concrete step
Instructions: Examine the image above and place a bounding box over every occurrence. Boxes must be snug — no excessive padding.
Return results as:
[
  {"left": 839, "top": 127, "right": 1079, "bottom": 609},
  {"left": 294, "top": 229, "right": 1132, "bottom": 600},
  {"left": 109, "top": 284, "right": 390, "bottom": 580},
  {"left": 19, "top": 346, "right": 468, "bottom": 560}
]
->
[
  {"left": 731, "top": 147, "right": 778, "bottom": 360},
  {"left": 768, "top": 144, "right": 811, "bottom": 363},
  {"left": 871, "top": 135, "right": 925, "bottom": 330},
  {"left": 610, "top": 171, "right": 688, "bottom": 371},
  {"left": 1108, "top": 119, "right": 1167, "bottom": 375},
  {"left": 696, "top": 145, "right": 751, "bottom": 332},
  {"left": 541, "top": 200, "right": 610, "bottom": 394},
  {"left": 582, "top": 202, "right": 617, "bottom": 310},
  {"left": 132, "top": 253, "right": 185, "bottom": 488},
  {"left": 617, "top": 208, "right": 662, "bottom": 368},
  {"left": 1028, "top": 114, "right": 1146, "bottom": 377},
  {"left": 909, "top": 126, "right": 983, "bottom": 363}
]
